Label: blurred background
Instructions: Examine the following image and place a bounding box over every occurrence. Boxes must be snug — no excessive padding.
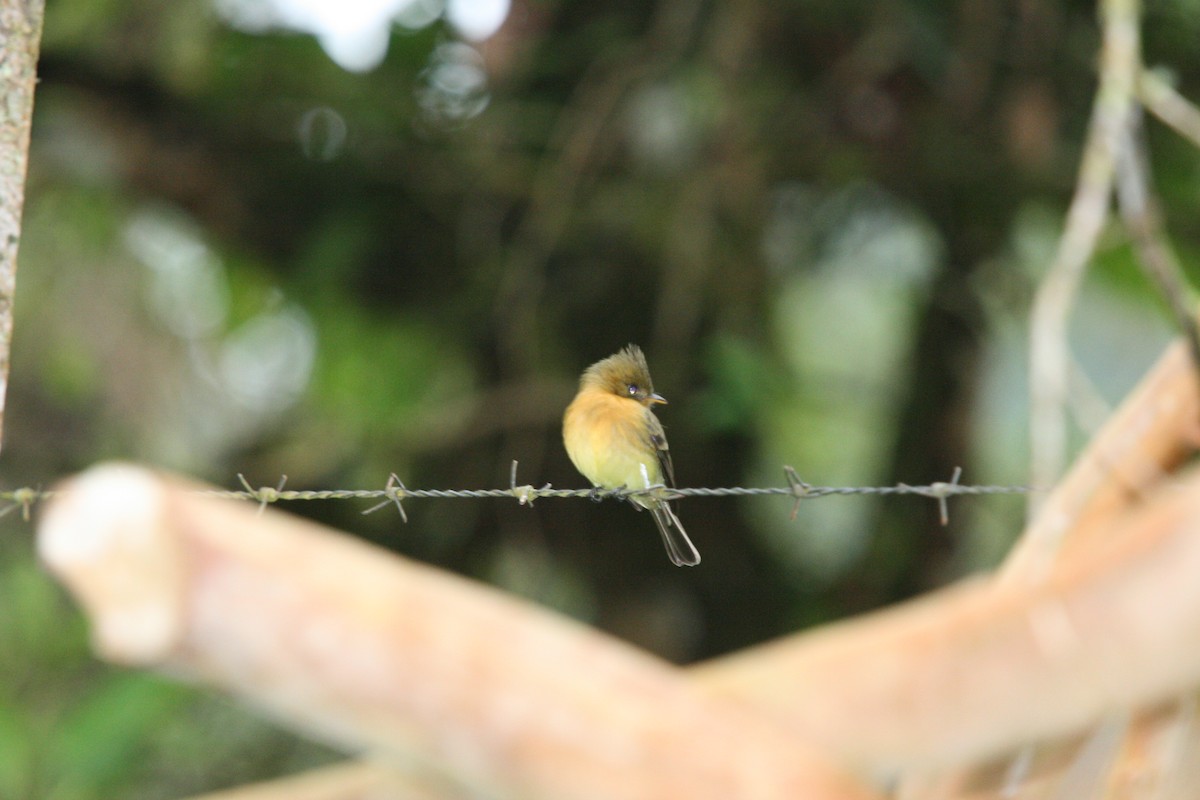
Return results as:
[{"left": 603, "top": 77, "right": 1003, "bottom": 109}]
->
[{"left": 0, "top": 0, "right": 1194, "bottom": 795}]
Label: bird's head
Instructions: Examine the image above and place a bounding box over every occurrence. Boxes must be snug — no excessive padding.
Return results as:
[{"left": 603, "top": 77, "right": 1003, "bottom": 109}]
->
[{"left": 582, "top": 344, "right": 667, "bottom": 407}]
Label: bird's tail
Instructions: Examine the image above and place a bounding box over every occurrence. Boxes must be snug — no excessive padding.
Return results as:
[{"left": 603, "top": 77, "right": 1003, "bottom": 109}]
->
[{"left": 651, "top": 503, "right": 700, "bottom": 567}]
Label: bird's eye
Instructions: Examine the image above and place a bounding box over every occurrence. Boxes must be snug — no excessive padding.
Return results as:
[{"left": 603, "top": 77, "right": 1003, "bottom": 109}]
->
[{"left": 627, "top": 384, "right": 639, "bottom": 396}]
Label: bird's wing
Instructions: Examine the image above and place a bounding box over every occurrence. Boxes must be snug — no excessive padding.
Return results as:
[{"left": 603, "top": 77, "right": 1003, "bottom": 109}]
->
[{"left": 645, "top": 410, "right": 675, "bottom": 488}]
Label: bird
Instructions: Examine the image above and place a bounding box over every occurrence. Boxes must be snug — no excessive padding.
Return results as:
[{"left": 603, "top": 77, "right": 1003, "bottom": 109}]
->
[{"left": 563, "top": 345, "right": 700, "bottom": 566}]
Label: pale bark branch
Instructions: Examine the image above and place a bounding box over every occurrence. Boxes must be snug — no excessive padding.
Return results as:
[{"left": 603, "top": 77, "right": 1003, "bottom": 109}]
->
[
  {"left": 1004, "top": 338, "right": 1200, "bottom": 583},
  {"left": 36, "top": 464, "right": 876, "bottom": 800},
  {"left": 1139, "top": 68, "right": 1200, "bottom": 149},
  {"left": 694, "top": 330, "right": 1200, "bottom": 776},
  {"left": 1027, "top": 0, "right": 1140, "bottom": 518},
  {"left": 0, "top": 0, "right": 44, "bottom": 456},
  {"left": 179, "top": 761, "right": 452, "bottom": 800}
]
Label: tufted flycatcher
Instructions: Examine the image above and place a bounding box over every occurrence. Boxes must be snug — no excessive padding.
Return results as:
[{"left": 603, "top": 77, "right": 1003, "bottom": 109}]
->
[{"left": 563, "top": 345, "right": 700, "bottom": 566}]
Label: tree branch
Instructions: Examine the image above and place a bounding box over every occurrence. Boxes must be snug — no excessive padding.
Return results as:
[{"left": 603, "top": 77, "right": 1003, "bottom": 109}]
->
[
  {"left": 1027, "top": 0, "right": 1140, "bottom": 518},
  {"left": 37, "top": 464, "right": 875, "bottom": 800},
  {"left": 0, "top": 0, "right": 45, "bottom": 457}
]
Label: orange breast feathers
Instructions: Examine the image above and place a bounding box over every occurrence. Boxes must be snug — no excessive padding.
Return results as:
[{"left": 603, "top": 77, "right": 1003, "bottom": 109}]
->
[{"left": 563, "top": 387, "right": 663, "bottom": 494}]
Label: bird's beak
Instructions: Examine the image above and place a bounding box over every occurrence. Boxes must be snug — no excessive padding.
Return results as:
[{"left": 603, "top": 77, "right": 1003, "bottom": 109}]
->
[{"left": 650, "top": 392, "right": 667, "bottom": 405}]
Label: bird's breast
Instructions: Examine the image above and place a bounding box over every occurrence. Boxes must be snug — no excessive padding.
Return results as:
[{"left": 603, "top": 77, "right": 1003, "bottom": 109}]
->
[{"left": 563, "top": 391, "right": 661, "bottom": 491}]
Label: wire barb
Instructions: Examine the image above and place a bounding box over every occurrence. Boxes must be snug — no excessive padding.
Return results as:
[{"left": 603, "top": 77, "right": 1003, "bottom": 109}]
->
[
  {"left": 238, "top": 474, "right": 288, "bottom": 516},
  {"left": 361, "top": 473, "right": 409, "bottom": 521},
  {"left": 508, "top": 460, "right": 552, "bottom": 506},
  {"left": 0, "top": 486, "right": 39, "bottom": 521},
  {"left": 783, "top": 466, "right": 812, "bottom": 521},
  {"left": 902, "top": 465, "right": 964, "bottom": 527}
]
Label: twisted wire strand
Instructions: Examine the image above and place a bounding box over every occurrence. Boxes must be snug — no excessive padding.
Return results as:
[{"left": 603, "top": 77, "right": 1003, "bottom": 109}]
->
[
  {"left": 188, "top": 484, "right": 1029, "bottom": 501},
  {"left": 0, "top": 466, "right": 1034, "bottom": 523}
]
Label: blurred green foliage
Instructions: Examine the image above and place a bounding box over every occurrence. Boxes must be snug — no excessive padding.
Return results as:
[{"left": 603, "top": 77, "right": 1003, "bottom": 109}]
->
[{"left": 3, "top": 0, "right": 1195, "bottom": 794}]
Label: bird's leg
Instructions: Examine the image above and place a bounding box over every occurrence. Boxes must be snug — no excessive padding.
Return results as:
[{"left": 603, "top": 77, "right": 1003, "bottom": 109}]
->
[{"left": 588, "top": 485, "right": 605, "bottom": 503}]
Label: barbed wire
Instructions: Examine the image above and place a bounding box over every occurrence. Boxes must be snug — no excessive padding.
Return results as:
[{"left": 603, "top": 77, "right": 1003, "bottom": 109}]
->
[{"left": 0, "top": 464, "right": 1036, "bottom": 526}]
